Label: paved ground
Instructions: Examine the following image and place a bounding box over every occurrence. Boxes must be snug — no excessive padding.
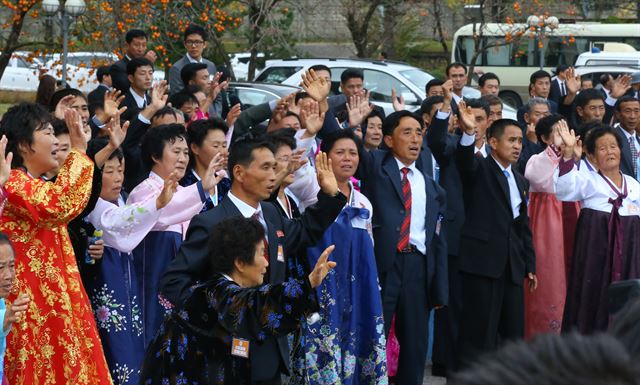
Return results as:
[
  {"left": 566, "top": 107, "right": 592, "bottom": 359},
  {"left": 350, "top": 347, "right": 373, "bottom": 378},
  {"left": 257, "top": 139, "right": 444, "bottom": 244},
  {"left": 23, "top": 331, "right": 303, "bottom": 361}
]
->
[{"left": 423, "top": 364, "right": 447, "bottom": 385}]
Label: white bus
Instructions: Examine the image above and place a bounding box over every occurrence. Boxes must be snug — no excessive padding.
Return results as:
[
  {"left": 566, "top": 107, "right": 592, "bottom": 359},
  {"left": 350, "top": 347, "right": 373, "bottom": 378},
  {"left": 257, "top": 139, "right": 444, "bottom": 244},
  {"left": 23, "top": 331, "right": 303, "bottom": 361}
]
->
[{"left": 451, "top": 23, "right": 640, "bottom": 107}]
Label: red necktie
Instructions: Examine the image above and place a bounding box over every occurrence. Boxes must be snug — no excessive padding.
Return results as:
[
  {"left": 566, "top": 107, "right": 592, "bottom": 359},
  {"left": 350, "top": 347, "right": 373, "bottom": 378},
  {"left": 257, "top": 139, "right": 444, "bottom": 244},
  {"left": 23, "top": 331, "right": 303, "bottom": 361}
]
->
[{"left": 397, "top": 167, "right": 412, "bottom": 251}]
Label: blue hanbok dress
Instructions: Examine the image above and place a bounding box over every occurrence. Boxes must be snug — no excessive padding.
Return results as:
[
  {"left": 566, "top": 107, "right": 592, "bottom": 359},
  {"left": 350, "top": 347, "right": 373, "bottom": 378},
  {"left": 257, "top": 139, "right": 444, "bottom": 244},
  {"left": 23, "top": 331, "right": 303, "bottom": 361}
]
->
[{"left": 291, "top": 189, "right": 387, "bottom": 385}]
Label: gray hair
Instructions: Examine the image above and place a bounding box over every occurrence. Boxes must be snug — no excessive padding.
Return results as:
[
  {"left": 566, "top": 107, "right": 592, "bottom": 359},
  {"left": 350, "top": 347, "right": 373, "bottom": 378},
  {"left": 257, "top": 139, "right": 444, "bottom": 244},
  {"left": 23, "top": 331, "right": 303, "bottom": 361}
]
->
[{"left": 523, "top": 97, "right": 550, "bottom": 114}]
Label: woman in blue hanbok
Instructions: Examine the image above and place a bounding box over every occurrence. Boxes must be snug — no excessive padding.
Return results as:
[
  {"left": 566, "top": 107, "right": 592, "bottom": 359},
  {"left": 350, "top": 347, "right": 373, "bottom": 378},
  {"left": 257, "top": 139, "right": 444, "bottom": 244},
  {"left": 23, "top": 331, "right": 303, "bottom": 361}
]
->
[{"left": 291, "top": 129, "right": 387, "bottom": 385}]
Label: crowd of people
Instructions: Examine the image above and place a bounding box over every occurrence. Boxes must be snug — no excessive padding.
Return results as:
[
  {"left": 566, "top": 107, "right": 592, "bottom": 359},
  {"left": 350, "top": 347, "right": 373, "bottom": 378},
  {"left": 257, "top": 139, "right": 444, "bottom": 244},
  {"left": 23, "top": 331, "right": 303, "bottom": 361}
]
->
[{"left": 0, "top": 22, "right": 639, "bottom": 385}]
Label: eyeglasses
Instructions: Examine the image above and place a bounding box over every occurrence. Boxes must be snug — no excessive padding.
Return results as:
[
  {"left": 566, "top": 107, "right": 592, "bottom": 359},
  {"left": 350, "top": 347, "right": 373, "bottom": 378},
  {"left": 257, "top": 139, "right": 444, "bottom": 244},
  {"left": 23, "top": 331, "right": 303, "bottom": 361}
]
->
[{"left": 185, "top": 40, "right": 204, "bottom": 46}]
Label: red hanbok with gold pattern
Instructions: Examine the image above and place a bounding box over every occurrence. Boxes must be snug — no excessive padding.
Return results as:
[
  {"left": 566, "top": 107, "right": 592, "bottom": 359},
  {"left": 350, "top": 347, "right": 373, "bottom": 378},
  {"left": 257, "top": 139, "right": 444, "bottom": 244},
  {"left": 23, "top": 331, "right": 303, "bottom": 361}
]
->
[{"left": 1, "top": 150, "right": 112, "bottom": 384}]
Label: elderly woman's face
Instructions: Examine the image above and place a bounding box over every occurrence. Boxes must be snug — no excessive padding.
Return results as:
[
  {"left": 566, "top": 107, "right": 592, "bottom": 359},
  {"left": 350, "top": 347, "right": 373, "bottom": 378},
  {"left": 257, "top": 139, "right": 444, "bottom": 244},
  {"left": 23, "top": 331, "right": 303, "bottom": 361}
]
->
[
  {"left": 593, "top": 133, "right": 620, "bottom": 173},
  {"left": 237, "top": 240, "right": 269, "bottom": 287}
]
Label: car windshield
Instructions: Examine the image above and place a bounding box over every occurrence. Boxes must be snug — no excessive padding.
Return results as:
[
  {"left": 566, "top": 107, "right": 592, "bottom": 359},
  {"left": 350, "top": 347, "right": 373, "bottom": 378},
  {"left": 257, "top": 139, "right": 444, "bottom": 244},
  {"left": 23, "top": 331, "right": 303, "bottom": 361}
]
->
[{"left": 399, "top": 69, "right": 434, "bottom": 90}]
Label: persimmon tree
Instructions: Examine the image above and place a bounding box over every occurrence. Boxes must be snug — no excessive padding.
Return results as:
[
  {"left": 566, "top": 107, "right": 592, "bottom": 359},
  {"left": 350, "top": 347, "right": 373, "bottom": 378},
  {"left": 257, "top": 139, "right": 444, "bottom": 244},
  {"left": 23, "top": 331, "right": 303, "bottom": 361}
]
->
[{"left": 0, "top": 0, "right": 41, "bottom": 82}]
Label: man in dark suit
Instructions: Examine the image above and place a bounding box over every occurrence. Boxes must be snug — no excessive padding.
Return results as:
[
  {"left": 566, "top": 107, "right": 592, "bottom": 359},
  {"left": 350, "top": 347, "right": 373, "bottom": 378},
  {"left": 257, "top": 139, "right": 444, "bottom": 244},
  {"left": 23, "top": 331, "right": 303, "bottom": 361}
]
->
[
  {"left": 87, "top": 65, "right": 112, "bottom": 117},
  {"left": 110, "top": 29, "right": 157, "bottom": 93},
  {"left": 160, "top": 138, "right": 346, "bottom": 384},
  {"left": 455, "top": 116, "right": 537, "bottom": 369},
  {"left": 548, "top": 64, "right": 570, "bottom": 106},
  {"left": 357, "top": 110, "right": 448, "bottom": 385},
  {"left": 614, "top": 96, "right": 640, "bottom": 180},
  {"left": 120, "top": 57, "right": 154, "bottom": 124},
  {"left": 517, "top": 70, "right": 558, "bottom": 125},
  {"left": 168, "top": 23, "right": 217, "bottom": 95}
]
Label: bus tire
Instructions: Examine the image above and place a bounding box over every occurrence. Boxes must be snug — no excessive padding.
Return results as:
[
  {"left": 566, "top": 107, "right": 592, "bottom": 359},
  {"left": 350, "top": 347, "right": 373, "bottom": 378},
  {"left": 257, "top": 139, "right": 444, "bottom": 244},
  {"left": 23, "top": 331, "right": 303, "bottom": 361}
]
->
[{"left": 499, "top": 91, "right": 522, "bottom": 108}]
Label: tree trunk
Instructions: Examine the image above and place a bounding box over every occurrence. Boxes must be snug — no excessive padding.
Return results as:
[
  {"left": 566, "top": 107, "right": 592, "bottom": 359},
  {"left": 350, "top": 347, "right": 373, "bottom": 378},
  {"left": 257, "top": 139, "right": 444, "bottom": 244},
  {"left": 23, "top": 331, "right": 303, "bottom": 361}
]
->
[
  {"left": 381, "top": 3, "right": 398, "bottom": 59},
  {"left": 0, "top": 7, "right": 31, "bottom": 83},
  {"left": 431, "top": 0, "right": 448, "bottom": 53}
]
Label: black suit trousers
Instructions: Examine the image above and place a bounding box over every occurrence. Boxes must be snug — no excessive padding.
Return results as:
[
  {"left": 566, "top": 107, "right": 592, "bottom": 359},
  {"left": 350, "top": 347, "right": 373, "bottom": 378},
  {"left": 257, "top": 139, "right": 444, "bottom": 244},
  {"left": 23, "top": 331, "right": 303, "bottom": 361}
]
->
[
  {"left": 381, "top": 251, "right": 429, "bottom": 385},
  {"left": 456, "top": 267, "right": 524, "bottom": 370}
]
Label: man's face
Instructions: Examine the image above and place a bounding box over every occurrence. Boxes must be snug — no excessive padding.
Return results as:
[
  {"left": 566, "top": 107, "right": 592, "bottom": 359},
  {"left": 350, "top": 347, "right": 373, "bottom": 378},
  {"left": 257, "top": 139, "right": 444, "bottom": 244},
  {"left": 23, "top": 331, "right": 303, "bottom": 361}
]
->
[
  {"left": 314, "top": 69, "right": 331, "bottom": 84},
  {"left": 184, "top": 33, "right": 207, "bottom": 60},
  {"left": 128, "top": 65, "right": 154, "bottom": 92},
  {"left": 125, "top": 37, "right": 147, "bottom": 59},
  {"left": 427, "top": 85, "right": 444, "bottom": 97},
  {"left": 233, "top": 148, "right": 277, "bottom": 202},
  {"left": 577, "top": 99, "right": 605, "bottom": 123},
  {"left": 615, "top": 100, "right": 640, "bottom": 130},
  {"left": 581, "top": 79, "right": 593, "bottom": 90},
  {"left": 383, "top": 116, "right": 423, "bottom": 166},
  {"left": 524, "top": 103, "right": 550, "bottom": 126},
  {"left": 488, "top": 103, "right": 503, "bottom": 126},
  {"left": 532, "top": 77, "right": 551, "bottom": 98},
  {"left": 480, "top": 79, "right": 500, "bottom": 96},
  {"left": 421, "top": 102, "right": 443, "bottom": 129},
  {"left": 341, "top": 77, "right": 364, "bottom": 98},
  {"left": 471, "top": 107, "right": 489, "bottom": 143},
  {"left": 489, "top": 124, "right": 523, "bottom": 166},
  {"left": 447, "top": 66, "right": 467, "bottom": 93},
  {"left": 103, "top": 74, "right": 113, "bottom": 87},
  {"left": 190, "top": 68, "right": 210, "bottom": 93}
]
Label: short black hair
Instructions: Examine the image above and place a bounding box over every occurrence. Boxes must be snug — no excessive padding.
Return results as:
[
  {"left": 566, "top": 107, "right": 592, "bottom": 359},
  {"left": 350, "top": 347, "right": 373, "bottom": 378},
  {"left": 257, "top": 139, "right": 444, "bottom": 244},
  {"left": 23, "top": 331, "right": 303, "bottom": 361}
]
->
[
  {"left": 266, "top": 128, "right": 296, "bottom": 152},
  {"left": 126, "top": 57, "right": 153, "bottom": 76},
  {"left": 534, "top": 113, "right": 564, "bottom": 145},
  {"left": 181, "top": 62, "right": 208, "bottom": 87},
  {"left": 446, "top": 62, "right": 467, "bottom": 77},
  {"left": 283, "top": 111, "right": 300, "bottom": 124},
  {"left": 0, "top": 102, "right": 51, "bottom": 169},
  {"left": 168, "top": 90, "right": 198, "bottom": 110},
  {"left": 599, "top": 73, "right": 612, "bottom": 85},
  {"left": 294, "top": 92, "right": 311, "bottom": 104},
  {"left": 0, "top": 232, "right": 15, "bottom": 255},
  {"left": 125, "top": 29, "right": 147, "bottom": 44},
  {"left": 420, "top": 96, "right": 445, "bottom": 117},
  {"left": 615, "top": 95, "right": 640, "bottom": 111},
  {"left": 482, "top": 94, "right": 503, "bottom": 108},
  {"left": 465, "top": 97, "right": 490, "bottom": 117},
  {"left": 87, "top": 136, "right": 124, "bottom": 163},
  {"left": 320, "top": 128, "right": 360, "bottom": 154},
  {"left": 183, "top": 24, "right": 207, "bottom": 42},
  {"left": 49, "top": 88, "right": 86, "bottom": 112},
  {"left": 151, "top": 106, "right": 181, "bottom": 125},
  {"left": 382, "top": 110, "right": 423, "bottom": 137},
  {"left": 575, "top": 88, "right": 605, "bottom": 109},
  {"left": 487, "top": 118, "right": 520, "bottom": 140},
  {"left": 96, "top": 65, "right": 110, "bottom": 83},
  {"left": 529, "top": 70, "right": 551, "bottom": 85},
  {"left": 208, "top": 217, "right": 265, "bottom": 275},
  {"left": 187, "top": 117, "right": 229, "bottom": 148},
  {"left": 140, "top": 123, "right": 187, "bottom": 171},
  {"left": 425, "top": 78, "right": 444, "bottom": 95},
  {"left": 478, "top": 72, "right": 500, "bottom": 87},
  {"left": 227, "top": 137, "right": 275, "bottom": 184},
  {"left": 309, "top": 64, "right": 331, "bottom": 76},
  {"left": 340, "top": 68, "right": 363, "bottom": 84},
  {"left": 555, "top": 64, "right": 570, "bottom": 74},
  {"left": 50, "top": 117, "right": 69, "bottom": 137},
  {"left": 584, "top": 124, "right": 622, "bottom": 156}
]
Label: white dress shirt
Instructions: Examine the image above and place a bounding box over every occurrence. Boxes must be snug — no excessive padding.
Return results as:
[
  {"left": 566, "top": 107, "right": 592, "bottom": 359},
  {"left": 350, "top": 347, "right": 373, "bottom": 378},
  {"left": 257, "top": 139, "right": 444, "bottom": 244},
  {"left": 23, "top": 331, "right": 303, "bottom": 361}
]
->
[
  {"left": 394, "top": 157, "right": 427, "bottom": 254},
  {"left": 129, "top": 87, "right": 148, "bottom": 109},
  {"left": 492, "top": 157, "right": 523, "bottom": 219},
  {"left": 227, "top": 191, "right": 267, "bottom": 233}
]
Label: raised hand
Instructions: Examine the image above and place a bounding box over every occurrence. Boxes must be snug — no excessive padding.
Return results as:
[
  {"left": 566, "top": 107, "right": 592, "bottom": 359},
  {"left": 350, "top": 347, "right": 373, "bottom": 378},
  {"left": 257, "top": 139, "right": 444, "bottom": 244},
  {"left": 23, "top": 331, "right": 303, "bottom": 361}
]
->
[
  {"left": 391, "top": 88, "right": 405, "bottom": 112},
  {"left": 573, "top": 136, "right": 583, "bottom": 161},
  {"left": 156, "top": 171, "right": 179, "bottom": 209},
  {"left": 301, "top": 69, "right": 330, "bottom": 102},
  {"left": 150, "top": 81, "right": 169, "bottom": 110},
  {"left": 105, "top": 110, "right": 130, "bottom": 150},
  {"left": 308, "top": 245, "right": 337, "bottom": 288},
  {"left": 144, "top": 50, "right": 158, "bottom": 63},
  {"left": 347, "top": 94, "right": 367, "bottom": 128},
  {"left": 300, "top": 100, "right": 325, "bottom": 136},
  {"left": 54, "top": 94, "right": 76, "bottom": 120},
  {"left": 457, "top": 100, "right": 476, "bottom": 136},
  {"left": 611, "top": 74, "right": 632, "bottom": 99},
  {"left": 315, "top": 151, "right": 339, "bottom": 196},
  {"left": 287, "top": 148, "right": 308, "bottom": 174},
  {"left": 208, "top": 72, "right": 228, "bottom": 102},
  {"left": 4, "top": 293, "right": 30, "bottom": 332},
  {"left": 557, "top": 119, "right": 577, "bottom": 159},
  {"left": 65, "top": 108, "right": 89, "bottom": 152},
  {"left": 226, "top": 103, "right": 242, "bottom": 127},
  {"left": 0, "top": 135, "right": 13, "bottom": 186},
  {"left": 201, "top": 152, "right": 225, "bottom": 191},
  {"left": 564, "top": 67, "right": 580, "bottom": 95},
  {"left": 526, "top": 122, "right": 537, "bottom": 143}
]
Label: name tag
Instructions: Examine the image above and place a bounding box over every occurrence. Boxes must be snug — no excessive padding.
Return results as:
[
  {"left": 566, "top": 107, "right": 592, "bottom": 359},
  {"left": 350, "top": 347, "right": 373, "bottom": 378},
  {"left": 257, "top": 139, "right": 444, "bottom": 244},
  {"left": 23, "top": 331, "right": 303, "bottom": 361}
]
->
[
  {"left": 627, "top": 203, "right": 640, "bottom": 215},
  {"left": 231, "top": 337, "right": 249, "bottom": 358},
  {"left": 277, "top": 244, "right": 285, "bottom": 262}
]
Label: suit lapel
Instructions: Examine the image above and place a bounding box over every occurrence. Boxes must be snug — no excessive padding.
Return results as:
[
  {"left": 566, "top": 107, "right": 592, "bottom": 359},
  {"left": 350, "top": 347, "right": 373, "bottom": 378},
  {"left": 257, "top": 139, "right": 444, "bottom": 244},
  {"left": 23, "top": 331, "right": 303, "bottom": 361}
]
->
[
  {"left": 261, "top": 207, "right": 283, "bottom": 283},
  {"left": 382, "top": 155, "right": 404, "bottom": 202},
  {"left": 424, "top": 179, "right": 438, "bottom": 245},
  {"left": 487, "top": 157, "right": 511, "bottom": 208},
  {"left": 617, "top": 126, "right": 634, "bottom": 173},
  {"left": 418, "top": 143, "right": 433, "bottom": 178}
]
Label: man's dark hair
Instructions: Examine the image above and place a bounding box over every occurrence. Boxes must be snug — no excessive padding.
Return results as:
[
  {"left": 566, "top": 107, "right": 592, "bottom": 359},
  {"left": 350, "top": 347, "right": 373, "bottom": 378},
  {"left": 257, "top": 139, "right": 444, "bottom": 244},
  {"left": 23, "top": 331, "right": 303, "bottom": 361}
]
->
[
  {"left": 125, "top": 29, "right": 147, "bottom": 44},
  {"left": 208, "top": 217, "right": 265, "bottom": 275},
  {"left": 168, "top": 90, "right": 199, "bottom": 110},
  {"left": 309, "top": 64, "right": 331, "bottom": 76},
  {"left": 320, "top": 128, "right": 360, "bottom": 154},
  {"left": 529, "top": 70, "right": 551, "bottom": 85},
  {"left": 0, "top": 232, "right": 15, "bottom": 255},
  {"left": 151, "top": 106, "right": 180, "bottom": 125},
  {"left": 96, "top": 65, "right": 110, "bottom": 83},
  {"left": 465, "top": 97, "right": 490, "bottom": 117},
  {"left": 425, "top": 78, "right": 444, "bottom": 95},
  {"left": 87, "top": 136, "right": 124, "bottom": 163},
  {"left": 584, "top": 124, "right": 622, "bottom": 156},
  {"left": 382, "top": 110, "right": 423, "bottom": 137},
  {"left": 266, "top": 128, "right": 296, "bottom": 152},
  {"left": 453, "top": 332, "right": 640, "bottom": 385},
  {"left": 180, "top": 62, "right": 208, "bottom": 87},
  {"left": 50, "top": 118, "right": 69, "bottom": 137},
  {"left": 599, "top": 73, "right": 612, "bottom": 86},
  {"left": 420, "top": 96, "right": 445, "bottom": 117},
  {"left": 478, "top": 72, "right": 500, "bottom": 87},
  {"left": 487, "top": 118, "right": 520, "bottom": 140},
  {"left": 0, "top": 103, "right": 51, "bottom": 169},
  {"left": 482, "top": 94, "right": 503, "bottom": 108},
  {"left": 187, "top": 117, "right": 229, "bottom": 148},
  {"left": 610, "top": 298, "right": 640, "bottom": 362},
  {"left": 49, "top": 88, "right": 86, "bottom": 112},
  {"left": 294, "top": 92, "right": 311, "bottom": 104},
  {"left": 227, "top": 137, "right": 275, "bottom": 184},
  {"left": 555, "top": 64, "right": 570, "bottom": 75},
  {"left": 340, "top": 68, "right": 364, "bottom": 84},
  {"left": 126, "top": 57, "right": 153, "bottom": 76},
  {"left": 446, "top": 62, "right": 467, "bottom": 77},
  {"left": 615, "top": 95, "right": 640, "bottom": 111},
  {"left": 183, "top": 24, "right": 207, "bottom": 42},
  {"left": 534, "top": 113, "right": 564, "bottom": 145},
  {"left": 575, "top": 88, "right": 605, "bottom": 109},
  {"left": 140, "top": 124, "right": 187, "bottom": 171}
]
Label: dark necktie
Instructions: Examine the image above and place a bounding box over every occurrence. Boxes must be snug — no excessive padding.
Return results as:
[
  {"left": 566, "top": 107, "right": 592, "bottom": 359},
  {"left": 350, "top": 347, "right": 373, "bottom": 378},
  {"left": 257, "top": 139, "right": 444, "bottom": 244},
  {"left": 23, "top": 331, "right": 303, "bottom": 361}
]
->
[{"left": 397, "top": 167, "right": 412, "bottom": 251}]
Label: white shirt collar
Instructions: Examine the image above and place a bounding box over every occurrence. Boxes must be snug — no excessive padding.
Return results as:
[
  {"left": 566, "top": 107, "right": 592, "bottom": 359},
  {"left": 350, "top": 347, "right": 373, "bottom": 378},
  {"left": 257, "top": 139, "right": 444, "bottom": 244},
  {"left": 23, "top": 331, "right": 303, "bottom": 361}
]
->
[
  {"left": 393, "top": 157, "right": 418, "bottom": 174},
  {"left": 491, "top": 155, "right": 513, "bottom": 174},
  {"left": 186, "top": 53, "right": 202, "bottom": 63},
  {"left": 227, "top": 191, "right": 261, "bottom": 219},
  {"left": 617, "top": 123, "right": 637, "bottom": 141},
  {"left": 129, "top": 87, "right": 147, "bottom": 109}
]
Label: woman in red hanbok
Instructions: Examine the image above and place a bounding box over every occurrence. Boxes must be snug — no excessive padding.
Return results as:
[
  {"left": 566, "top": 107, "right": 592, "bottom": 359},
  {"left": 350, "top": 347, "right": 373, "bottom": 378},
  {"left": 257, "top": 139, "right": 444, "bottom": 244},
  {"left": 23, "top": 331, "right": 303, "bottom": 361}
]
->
[{"left": 0, "top": 103, "right": 112, "bottom": 384}]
